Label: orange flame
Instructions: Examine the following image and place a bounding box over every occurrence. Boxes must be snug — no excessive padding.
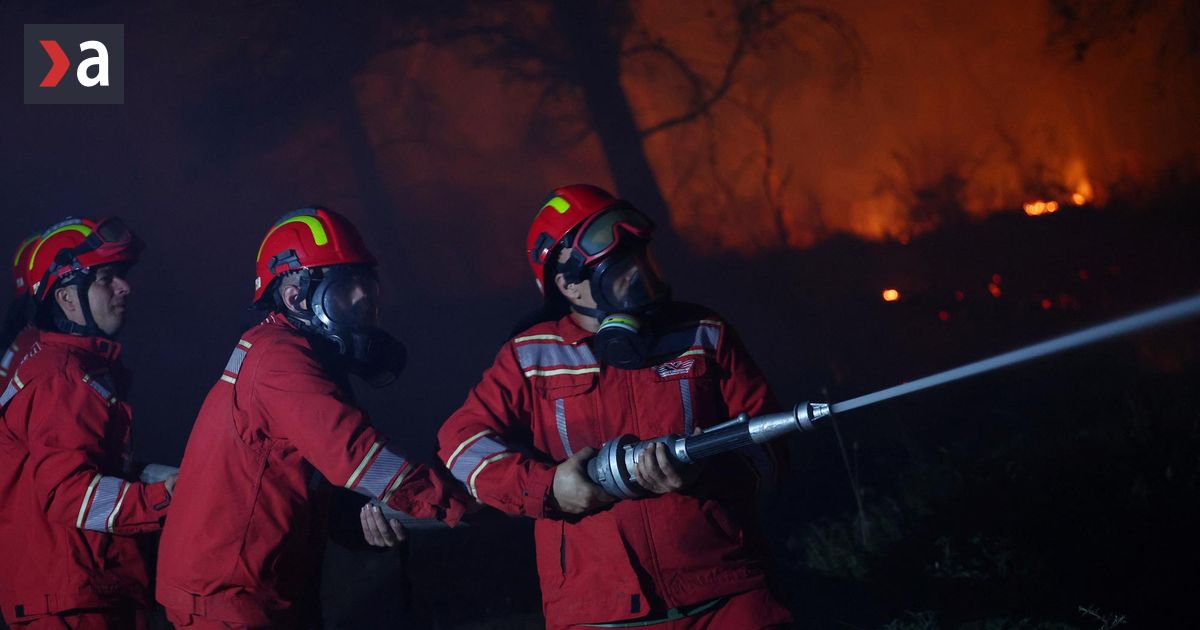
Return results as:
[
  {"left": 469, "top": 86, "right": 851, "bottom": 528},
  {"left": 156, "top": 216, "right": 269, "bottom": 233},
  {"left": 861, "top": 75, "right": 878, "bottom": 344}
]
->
[
  {"left": 1023, "top": 200, "right": 1059, "bottom": 216},
  {"left": 882, "top": 288, "right": 900, "bottom": 302}
]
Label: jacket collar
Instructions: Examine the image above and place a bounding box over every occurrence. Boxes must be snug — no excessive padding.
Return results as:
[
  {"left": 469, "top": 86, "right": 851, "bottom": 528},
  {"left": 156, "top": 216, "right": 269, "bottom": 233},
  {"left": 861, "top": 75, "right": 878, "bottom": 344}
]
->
[
  {"left": 554, "top": 313, "right": 595, "bottom": 345},
  {"left": 264, "top": 310, "right": 299, "bottom": 330},
  {"left": 38, "top": 330, "right": 122, "bottom": 361}
]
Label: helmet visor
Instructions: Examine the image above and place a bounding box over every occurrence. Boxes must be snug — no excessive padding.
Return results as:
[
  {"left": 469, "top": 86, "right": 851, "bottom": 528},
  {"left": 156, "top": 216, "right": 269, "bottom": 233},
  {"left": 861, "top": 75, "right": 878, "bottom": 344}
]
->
[
  {"left": 596, "top": 245, "right": 669, "bottom": 312},
  {"left": 315, "top": 267, "right": 382, "bottom": 330},
  {"left": 574, "top": 207, "right": 654, "bottom": 263}
]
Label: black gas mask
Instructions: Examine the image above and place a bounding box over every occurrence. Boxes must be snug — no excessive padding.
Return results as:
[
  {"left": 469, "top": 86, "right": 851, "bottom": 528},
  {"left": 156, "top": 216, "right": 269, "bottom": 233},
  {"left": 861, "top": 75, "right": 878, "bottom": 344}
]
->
[
  {"left": 558, "top": 211, "right": 672, "bottom": 370},
  {"left": 280, "top": 265, "right": 407, "bottom": 387}
]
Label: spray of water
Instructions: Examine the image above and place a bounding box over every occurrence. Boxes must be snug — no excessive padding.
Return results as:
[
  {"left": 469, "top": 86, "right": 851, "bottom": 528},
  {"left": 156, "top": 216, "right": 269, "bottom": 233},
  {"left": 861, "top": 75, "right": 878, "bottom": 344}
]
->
[{"left": 830, "top": 293, "right": 1200, "bottom": 415}]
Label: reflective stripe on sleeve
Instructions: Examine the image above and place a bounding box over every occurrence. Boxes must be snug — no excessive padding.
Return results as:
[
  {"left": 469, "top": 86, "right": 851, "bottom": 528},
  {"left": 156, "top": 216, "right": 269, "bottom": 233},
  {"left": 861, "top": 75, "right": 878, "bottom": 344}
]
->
[
  {"left": 76, "top": 474, "right": 102, "bottom": 529},
  {"left": 353, "top": 445, "right": 411, "bottom": 500},
  {"left": 448, "top": 431, "right": 510, "bottom": 485},
  {"left": 106, "top": 482, "right": 132, "bottom": 532},
  {"left": 1, "top": 347, "right": 15, "bottom": 370},
  {"left": 81, "top": 475, "right": 126, "bottom": 532},
  {"left": 224, "top": 347, "right": 248, "bottom": 375},
  {"left": 468, "top": 452, "right": 515, "bottom": 498},
  {"left": 0, "top": 380, "right": 19, "bottom": 406},
  {"left": 344, "top": 441, "right": 382, "bottom": 489}
]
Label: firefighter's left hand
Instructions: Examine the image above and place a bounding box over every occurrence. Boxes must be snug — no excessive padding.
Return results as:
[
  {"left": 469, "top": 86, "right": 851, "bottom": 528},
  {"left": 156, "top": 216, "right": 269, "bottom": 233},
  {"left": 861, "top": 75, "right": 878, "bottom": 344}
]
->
[
  {"left": 635, "top": 442, "right": 700, "bottom": 494},
  {"left": 360, "top": 504, "right": 407, "bottom": 547}
]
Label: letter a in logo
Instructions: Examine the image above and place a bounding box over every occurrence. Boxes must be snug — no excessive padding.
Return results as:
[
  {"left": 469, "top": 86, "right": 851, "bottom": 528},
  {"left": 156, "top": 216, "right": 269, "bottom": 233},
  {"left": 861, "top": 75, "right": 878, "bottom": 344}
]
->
[{"left": 38, "top": 40, "right": 68, "bottom": 87}]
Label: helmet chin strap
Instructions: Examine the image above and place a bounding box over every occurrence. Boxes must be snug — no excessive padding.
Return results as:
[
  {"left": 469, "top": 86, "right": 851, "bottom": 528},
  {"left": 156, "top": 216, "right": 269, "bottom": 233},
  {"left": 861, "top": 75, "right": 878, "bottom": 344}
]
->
[
  {"left": 53, "top": 273, "right": 112, "bottom": 339},
  {"left": 569, "top": 303, "right": 608, "bottom": 320}
]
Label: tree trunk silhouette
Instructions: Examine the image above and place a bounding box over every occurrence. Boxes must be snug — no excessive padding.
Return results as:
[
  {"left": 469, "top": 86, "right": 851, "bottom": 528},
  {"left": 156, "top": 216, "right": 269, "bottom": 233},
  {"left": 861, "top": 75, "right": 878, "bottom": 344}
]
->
[{"left": 551, "top": 0, "right": 684, "bottom": 257}]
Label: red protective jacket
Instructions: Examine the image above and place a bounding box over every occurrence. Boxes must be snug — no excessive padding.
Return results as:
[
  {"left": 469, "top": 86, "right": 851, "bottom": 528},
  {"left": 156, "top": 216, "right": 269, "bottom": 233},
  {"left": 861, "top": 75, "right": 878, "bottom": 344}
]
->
[
  {"left": 0, "top": 324, "right": 39, "bottom": 394},
  {"left": 0, "top": 332, "right": 171, "bottom": 623},
  {"left": 437, "top": 304, "right": 785, "bottom": 627},
  {"left": 157, "top": 313, "right": 471, "bottom": 627}
]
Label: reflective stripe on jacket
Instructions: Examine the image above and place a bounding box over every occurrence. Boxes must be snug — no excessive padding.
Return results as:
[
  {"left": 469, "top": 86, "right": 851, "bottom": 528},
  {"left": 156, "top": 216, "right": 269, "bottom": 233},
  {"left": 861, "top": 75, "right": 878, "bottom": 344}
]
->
[
  {"left": 157, "top": 312, "right": 470, "bottom": 626},
  {"left": 0, "top": 325, "right": 39, "bottom": 395},
  {"left": 0, "top": 332, "right": 170, "bottom": 623},
  {"left": 437, "top": 303, "right": 785, "bottom": 627}
]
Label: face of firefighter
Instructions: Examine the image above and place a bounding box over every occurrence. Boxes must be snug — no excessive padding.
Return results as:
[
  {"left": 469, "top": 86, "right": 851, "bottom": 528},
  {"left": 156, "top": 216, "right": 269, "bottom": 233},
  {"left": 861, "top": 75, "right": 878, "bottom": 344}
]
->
[
  {"left": 554, "top": 248, "right": 600, "bottom": 329},
  {"left": 54, "top": 265, "right": 132, "bottom": 336}
]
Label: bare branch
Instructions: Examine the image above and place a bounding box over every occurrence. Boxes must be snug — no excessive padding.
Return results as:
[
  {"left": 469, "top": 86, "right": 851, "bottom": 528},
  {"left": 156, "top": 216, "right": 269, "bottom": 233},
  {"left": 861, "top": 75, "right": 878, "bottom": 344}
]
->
[{"left": 635, "top": 1, "right": 862, "bottom": 138}]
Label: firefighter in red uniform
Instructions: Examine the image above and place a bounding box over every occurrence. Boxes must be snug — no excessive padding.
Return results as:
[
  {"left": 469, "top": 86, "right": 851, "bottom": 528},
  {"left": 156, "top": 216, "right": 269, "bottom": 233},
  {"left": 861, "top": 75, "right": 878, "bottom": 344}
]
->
[
  {"left": 0, "top": 217, "right": 176, "bottom": 628},
  {"left": 157, "top": 207, "right": 473, "bottom": 629},
  {"left": 437, "top": 185, "right": 793, "bottom": 629},
  {"left": 1, "top": 232, "right": 42, "bottom": 392}
]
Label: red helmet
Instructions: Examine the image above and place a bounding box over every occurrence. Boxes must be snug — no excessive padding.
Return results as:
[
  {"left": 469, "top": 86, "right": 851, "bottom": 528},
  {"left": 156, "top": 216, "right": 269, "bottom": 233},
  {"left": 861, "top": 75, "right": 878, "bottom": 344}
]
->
[
  {"left": 11, "top": 233, "right": 40, "bottom": 297},
  {"left": 28, "top": 217, "right": 142, "bottom": 303},
  {"left": 525, "top": 184, "right": 654, "bottom": 294},
  {"left": 253, "top": 207, "right": 377, "bottom": 303}
]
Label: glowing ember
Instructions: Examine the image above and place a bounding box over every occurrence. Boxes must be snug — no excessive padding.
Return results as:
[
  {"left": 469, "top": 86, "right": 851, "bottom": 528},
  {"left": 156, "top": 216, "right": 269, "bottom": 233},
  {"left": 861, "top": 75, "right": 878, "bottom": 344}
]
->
[
  {"left": 882, "top": 289, "right": 901, "bottom": 302},
  {"left": 1072, "top": 179, "right": 1095, "bottom": 205},
  {"left": 1023, "top": 200, "right": 1060, "bottom": 216},
  {"left": 1041, "top": 298, "right": 1053, "bottom": 310},
  {"left": 938, "top": 310, "right": 950, "bottom": 322},
  {"left": 988, "top": 282, "right": 1002, "bottom": 298}
]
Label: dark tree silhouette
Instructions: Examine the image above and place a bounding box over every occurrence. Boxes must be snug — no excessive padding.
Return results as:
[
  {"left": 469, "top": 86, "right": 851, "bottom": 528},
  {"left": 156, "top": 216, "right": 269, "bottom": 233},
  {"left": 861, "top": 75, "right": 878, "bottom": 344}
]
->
[{"left": 388, "top": 0, "right": 863, "bottom": 255}]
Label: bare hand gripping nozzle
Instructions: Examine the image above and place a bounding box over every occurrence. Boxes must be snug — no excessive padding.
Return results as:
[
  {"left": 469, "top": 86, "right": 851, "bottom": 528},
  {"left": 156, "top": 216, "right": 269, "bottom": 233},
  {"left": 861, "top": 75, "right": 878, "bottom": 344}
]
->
[{"left": 585, "top": 402, "right": 831, "bottom": 499}]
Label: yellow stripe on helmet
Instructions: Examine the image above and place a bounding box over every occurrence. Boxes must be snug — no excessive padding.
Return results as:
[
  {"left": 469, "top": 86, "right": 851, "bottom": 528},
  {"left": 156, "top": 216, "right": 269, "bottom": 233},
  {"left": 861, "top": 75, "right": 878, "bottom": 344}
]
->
[
  {"left": 29, "top": 224, "right": 93, "bottom": 271},
  {"left": 256, "top": 215, "right": 330, "bottom": 262},
  {"left": 542, "top": 196, "right": 571, "bottom": 214},
  {"left": 12, "top": 234, "right": 39, "bottom": 268}
]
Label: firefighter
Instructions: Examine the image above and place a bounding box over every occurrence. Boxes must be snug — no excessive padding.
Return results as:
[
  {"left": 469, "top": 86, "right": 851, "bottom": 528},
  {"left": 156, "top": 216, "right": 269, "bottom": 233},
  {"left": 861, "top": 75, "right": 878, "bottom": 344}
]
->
[
  {"left": 436, "top": 185, "right": 793, "bottom": 628},
  {"left": 1, "top": 232, "right": 42, "bottom": 392},
  {"left": 157, "top": 207, "right": 473, "bottom": 628},
  {"left": 0, "top": 216, "right": 176, "bottom": 628}
]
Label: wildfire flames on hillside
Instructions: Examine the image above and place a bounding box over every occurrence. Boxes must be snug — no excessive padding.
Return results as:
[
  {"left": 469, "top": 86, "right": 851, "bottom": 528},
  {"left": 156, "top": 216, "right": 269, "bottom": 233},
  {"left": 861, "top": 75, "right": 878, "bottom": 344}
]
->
[{"left": 348, "top": 0, "right": 1197, "bottom": 275}]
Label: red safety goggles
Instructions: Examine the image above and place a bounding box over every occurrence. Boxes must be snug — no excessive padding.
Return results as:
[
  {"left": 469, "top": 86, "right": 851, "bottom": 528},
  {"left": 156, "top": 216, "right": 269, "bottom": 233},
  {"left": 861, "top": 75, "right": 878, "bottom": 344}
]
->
[
  {"left": 79, "top": 217, "right": 136, "bottom": 257},
  {"left": 565, "top": 206, "right": 655, "bottom": 266}
]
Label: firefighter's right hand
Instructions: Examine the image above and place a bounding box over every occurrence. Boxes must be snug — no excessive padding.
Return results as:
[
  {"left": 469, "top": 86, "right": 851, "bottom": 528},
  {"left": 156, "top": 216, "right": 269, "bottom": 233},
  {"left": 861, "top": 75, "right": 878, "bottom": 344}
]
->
[{"left": 551, "top": 447, "right": 616, "bottom": 515}]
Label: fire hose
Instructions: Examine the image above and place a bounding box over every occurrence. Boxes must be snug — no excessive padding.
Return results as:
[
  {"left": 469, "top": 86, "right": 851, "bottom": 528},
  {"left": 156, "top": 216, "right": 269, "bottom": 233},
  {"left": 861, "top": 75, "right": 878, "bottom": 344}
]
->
[{"left": 586, "top": 292, "right": 1200, "bottom": 499}]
